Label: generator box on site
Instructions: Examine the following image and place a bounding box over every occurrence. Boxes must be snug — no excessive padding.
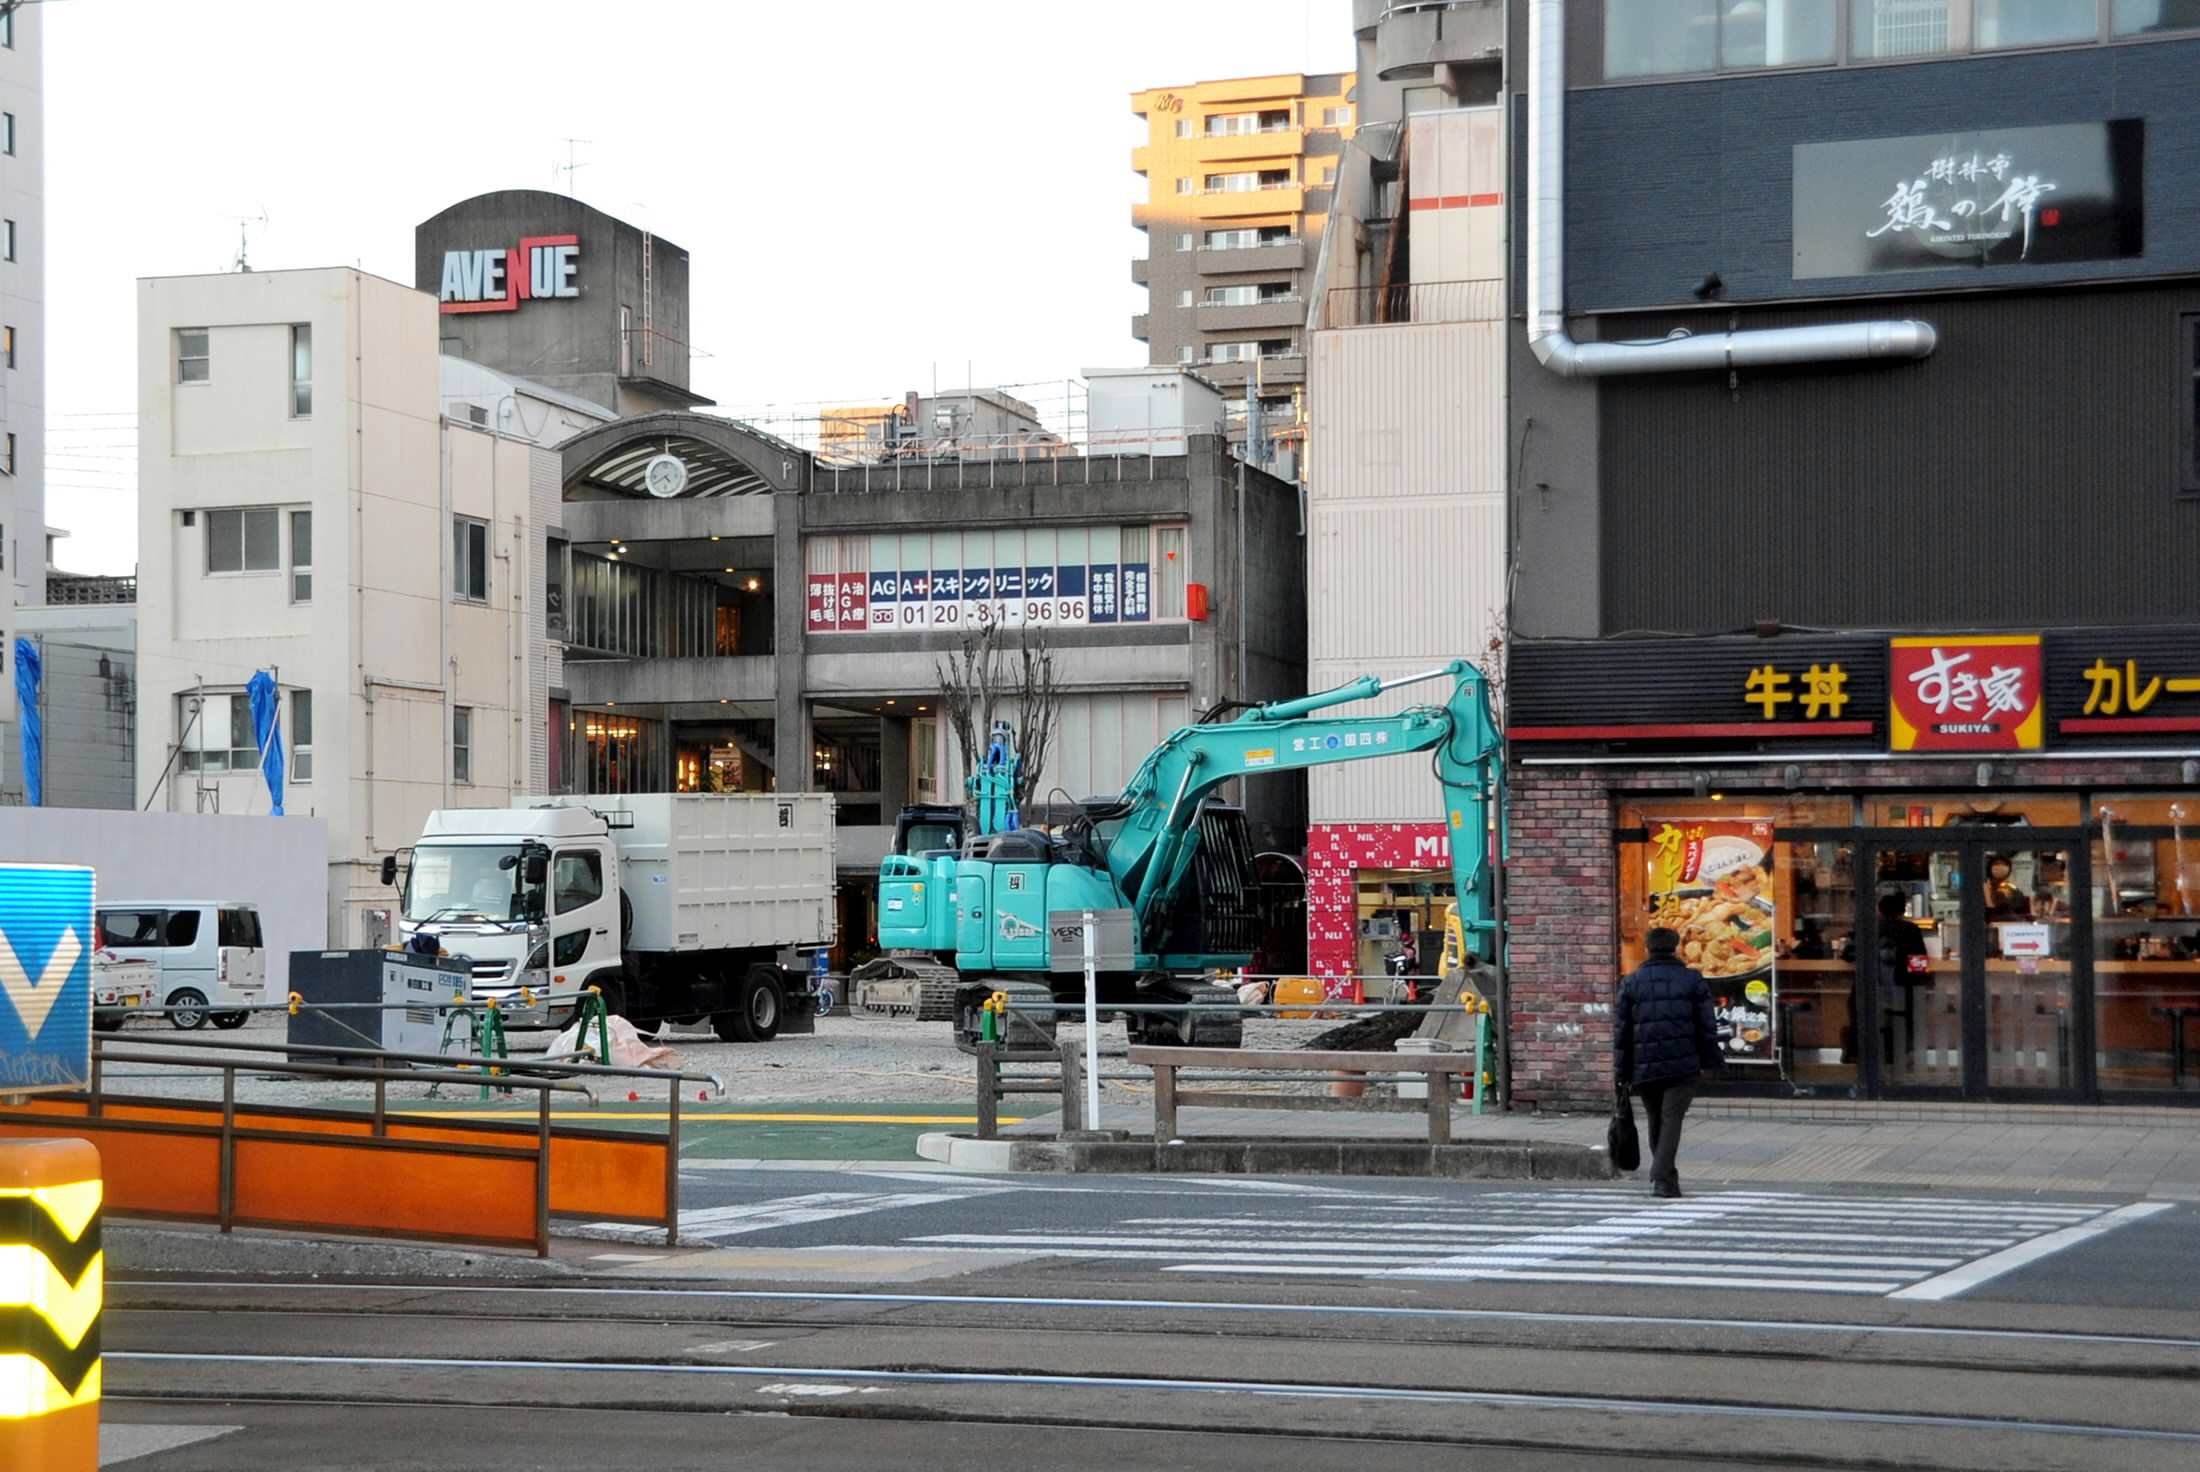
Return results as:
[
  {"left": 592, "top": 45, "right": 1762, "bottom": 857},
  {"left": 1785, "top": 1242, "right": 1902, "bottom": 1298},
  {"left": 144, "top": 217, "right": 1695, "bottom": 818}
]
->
[{"left": 288, "top": 948, "right": 471, "bottom": 1060}]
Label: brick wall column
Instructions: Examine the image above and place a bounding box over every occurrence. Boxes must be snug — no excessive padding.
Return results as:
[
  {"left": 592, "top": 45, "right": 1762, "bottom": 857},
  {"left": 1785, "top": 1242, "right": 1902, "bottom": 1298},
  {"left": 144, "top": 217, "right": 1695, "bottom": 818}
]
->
[{"left": 1503, "top": 769, "right": 1618, "bottom": 1111}]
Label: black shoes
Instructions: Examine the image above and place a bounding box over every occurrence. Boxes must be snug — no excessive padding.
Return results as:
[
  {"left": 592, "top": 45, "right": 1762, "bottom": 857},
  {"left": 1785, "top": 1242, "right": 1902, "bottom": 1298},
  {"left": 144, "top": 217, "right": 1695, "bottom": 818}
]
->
[{"left": 1651, "top": 1180, "right": 1684, "bottom": 1199}]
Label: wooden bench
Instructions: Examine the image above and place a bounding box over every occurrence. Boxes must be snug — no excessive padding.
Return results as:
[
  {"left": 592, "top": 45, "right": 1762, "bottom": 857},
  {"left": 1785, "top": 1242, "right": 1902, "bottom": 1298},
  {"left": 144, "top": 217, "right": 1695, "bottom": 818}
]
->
[{"left": 1128, "top": 1046, "right": 1481, "bottom": 1145}]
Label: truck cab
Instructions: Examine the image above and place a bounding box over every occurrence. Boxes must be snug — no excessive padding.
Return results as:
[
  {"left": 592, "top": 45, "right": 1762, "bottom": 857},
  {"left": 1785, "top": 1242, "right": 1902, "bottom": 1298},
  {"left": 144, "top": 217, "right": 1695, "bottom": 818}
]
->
[{"left": 393, "top": 805, "right": 611, "bottom": 1028}]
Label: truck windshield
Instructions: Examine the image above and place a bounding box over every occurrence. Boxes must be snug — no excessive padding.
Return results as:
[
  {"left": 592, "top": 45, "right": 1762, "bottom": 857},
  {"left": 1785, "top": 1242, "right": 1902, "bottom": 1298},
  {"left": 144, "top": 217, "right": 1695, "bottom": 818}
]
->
[{"left": 404, "top": 845, "right": 523, "bottom": 922}]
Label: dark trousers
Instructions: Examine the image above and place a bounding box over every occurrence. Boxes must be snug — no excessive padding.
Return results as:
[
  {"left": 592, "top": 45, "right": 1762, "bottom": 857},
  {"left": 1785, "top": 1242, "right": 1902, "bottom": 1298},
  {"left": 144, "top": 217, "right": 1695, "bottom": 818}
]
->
[{"left": 1636, "top": 1075, "right": 1699, "bottom": 1188}]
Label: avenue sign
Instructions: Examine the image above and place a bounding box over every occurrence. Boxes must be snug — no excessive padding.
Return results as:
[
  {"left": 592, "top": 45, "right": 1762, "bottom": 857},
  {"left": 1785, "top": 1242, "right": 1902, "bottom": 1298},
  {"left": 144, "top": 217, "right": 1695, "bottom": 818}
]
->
[{"left": 439, "top": 234, "right": 581, "bottom": 314}]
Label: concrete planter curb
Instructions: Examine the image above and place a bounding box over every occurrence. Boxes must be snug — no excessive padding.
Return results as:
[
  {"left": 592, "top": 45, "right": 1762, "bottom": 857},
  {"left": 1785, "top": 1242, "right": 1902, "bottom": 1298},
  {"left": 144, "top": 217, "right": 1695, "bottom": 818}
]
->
[{"left": 918, "top": 1131, "right": 1611, "bottom": 1180}]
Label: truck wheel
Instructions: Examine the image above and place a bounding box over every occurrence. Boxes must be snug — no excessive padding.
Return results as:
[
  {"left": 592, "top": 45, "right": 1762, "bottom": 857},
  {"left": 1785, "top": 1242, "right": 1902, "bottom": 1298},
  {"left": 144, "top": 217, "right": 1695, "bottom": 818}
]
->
[
  {"left": 93, "top": 1012, "right": 126, "bottom": 1034},
  {"left": 713, "top": 967, "right": 785, "bottom": 1043},
  {"left": 211, "top": 1011, "right": 249, "bottom": 1030},
  {"left": 167, "top": 989, "right": 209, "bottom": 1031}
]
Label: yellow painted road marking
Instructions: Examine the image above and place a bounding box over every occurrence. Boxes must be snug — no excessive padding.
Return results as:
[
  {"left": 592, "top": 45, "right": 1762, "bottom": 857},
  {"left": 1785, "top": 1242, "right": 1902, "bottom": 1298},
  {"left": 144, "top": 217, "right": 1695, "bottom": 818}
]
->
[{"left": 381, "top": 1111, "right": 1025, "bottom": 1125}]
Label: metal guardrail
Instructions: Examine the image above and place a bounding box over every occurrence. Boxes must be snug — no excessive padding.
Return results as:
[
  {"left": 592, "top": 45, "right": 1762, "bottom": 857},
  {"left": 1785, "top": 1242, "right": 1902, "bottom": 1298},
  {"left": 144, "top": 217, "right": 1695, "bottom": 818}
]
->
[
  {"left": 1319, "top": 280, "right": 1507, "bottom": 330},
  {"left": 4, "top": 1017, "right": 728, "bottom": 1253}
]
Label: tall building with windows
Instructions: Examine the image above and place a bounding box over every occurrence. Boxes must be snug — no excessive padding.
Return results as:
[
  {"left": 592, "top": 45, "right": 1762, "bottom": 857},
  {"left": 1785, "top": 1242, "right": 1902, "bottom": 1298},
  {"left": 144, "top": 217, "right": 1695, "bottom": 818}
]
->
[
  {"left": 1130, "top": 73, "right": 1356, "bottom": 467},
  {"left": 0, "top": 0, "right": 45, "bottom": 787},
  {"left": 134, "top": 267, "right": 578, "bottom": 945},
  {"left": 1287, "top": 2, "right": 1510, "bottom": 988}
]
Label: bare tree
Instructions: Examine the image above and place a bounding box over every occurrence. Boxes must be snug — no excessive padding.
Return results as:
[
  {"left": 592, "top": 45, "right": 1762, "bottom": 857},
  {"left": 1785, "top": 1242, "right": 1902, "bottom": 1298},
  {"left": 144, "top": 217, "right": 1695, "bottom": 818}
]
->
[{"left": 934, "top": 624, "right": 1063, "bottom": 831}]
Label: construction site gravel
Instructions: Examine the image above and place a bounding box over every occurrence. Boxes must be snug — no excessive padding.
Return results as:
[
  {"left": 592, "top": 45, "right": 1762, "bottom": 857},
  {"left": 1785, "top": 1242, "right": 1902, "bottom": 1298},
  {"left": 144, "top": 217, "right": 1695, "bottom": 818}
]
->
[{"left": 90, "top": 1006, "right": 1343, "bottom": 1109}]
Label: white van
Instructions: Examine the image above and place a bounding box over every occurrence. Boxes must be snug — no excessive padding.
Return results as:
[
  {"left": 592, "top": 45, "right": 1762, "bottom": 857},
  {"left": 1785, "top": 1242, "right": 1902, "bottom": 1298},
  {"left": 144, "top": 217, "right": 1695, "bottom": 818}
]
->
[{"left": 93, "top": 902, "right": 268, "bottom": 1031}]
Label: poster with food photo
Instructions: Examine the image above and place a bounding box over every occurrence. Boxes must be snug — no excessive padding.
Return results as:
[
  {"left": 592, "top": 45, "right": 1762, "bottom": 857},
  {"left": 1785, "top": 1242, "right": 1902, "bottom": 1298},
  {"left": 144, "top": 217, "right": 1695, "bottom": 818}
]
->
[{"left": 1646, "top": 820, "right": 1777, "bottom": 1066}]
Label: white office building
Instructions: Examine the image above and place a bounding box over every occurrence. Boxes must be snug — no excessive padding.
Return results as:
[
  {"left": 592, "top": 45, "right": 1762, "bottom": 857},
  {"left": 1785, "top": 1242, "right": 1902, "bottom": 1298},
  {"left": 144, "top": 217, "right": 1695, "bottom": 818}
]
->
[
  {"left": 134, "top": 267, "right": 600, "bottom": 944},
  {"left": 0, "top": 1, "right": 45, "bottom": 768}
]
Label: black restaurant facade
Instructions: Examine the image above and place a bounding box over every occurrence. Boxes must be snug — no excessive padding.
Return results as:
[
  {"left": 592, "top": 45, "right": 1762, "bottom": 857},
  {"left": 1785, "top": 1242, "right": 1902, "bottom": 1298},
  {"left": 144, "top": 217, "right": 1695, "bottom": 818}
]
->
[{"left": 1497, "top": 8, "right": 2200, "bottom": 1110}]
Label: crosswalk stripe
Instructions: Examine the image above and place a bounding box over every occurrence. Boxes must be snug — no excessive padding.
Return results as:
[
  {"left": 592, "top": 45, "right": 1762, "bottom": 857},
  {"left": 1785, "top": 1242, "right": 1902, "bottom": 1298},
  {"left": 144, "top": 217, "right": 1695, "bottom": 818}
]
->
[
  {"left": 902, "top": 1189, "right": 2150, "bottom": 1299},
  {"left": 642, "top": 1185, "right": 2154, "bottom": 1301}
]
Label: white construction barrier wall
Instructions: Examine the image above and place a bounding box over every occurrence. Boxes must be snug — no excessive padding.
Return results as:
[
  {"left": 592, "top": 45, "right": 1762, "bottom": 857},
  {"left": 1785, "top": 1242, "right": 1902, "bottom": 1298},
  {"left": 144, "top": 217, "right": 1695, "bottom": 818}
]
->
[{"left": 0, "top": 808, "right": 330, "bottom": 996}]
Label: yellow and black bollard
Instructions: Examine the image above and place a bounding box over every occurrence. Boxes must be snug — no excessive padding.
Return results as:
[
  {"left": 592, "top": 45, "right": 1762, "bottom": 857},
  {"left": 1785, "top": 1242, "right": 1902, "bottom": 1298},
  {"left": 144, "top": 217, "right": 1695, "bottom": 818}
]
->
[{"left": 1, "top": 1137, "right": 103, "bottom": 1471}]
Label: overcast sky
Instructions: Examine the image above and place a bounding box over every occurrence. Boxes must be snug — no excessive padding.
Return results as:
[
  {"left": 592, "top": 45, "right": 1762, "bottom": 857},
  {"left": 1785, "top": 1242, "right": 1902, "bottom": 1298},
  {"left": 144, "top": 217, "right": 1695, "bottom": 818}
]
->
[{"left": 43, "top": 0, "right": 1354, "bottom": 574}]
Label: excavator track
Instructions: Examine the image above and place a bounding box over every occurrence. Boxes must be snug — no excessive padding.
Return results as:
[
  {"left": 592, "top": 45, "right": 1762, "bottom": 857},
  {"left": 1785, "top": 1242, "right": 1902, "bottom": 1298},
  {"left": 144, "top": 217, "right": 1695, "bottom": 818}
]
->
[{"left": 849, "top": 954, "right": 964, "bottom": 1021}]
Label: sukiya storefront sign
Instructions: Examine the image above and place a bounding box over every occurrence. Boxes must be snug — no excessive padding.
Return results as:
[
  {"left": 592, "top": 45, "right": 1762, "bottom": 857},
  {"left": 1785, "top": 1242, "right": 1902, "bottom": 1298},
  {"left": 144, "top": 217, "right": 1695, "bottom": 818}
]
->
[{"left": 1792, "top": 120, "right": 2143, "bottom": 279}]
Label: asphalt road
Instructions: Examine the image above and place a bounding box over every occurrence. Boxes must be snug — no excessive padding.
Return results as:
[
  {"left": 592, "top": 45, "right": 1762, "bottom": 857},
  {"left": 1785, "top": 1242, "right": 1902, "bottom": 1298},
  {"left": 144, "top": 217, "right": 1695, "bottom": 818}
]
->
[{"left": 101, "top": 1174, "right": 2200, "bottom": 1471}]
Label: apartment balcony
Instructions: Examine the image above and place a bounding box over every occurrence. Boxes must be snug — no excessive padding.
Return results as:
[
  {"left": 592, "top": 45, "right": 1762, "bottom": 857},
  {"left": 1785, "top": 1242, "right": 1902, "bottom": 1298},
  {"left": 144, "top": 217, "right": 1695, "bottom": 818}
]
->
[
  {"left": 1189, "top": 129, "right": 1305, "bottom": 164},
  {"left": 1131, "top": 312, "right": 1151, "bottom": 342},
  {"left": 1131, "top": 258, "right": 1149, "bottom": 286},
  {"left": 1195, "top": 297, "right": 1304, "bottom": 332},
  {"left": 1376, "top": 0, "right": 1503, "bottom": 80},
  {"left": 1200, "top": 351, "right": 1306, "bottom": 388},
  {"left": 1196, "top": 184, "right": 1304, "bottom": 219},
  {"left": 1195, "top": 239, "right": 1306, "bottom": 275}
]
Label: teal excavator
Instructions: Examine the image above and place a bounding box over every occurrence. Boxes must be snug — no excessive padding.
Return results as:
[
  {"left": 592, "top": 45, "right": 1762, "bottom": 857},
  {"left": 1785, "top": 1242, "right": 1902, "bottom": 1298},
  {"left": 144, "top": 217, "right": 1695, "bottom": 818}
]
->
[{"left": 850, "top": 661, "right": 1503, "bottom": 1047}]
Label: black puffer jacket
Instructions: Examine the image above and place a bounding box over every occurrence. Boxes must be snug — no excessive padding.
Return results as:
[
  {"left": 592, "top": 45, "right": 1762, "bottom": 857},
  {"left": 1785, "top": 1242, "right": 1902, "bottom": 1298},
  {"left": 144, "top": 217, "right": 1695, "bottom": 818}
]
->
[{"left": 1614, "top": 955, "right": 1723, "bottom": 1086}]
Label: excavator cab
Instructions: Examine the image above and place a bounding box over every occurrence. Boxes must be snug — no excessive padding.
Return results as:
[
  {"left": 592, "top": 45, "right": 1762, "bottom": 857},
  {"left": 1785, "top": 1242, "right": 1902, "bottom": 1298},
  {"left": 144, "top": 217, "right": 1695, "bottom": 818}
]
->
[{"left": 892, "top": 804, "right": 966, "bottom": 859}]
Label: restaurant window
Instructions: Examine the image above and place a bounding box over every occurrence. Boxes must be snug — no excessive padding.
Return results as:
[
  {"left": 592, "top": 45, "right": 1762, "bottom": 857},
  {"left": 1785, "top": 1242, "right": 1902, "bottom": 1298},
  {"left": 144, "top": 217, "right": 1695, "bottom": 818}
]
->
[
  {"left": 1866, "top": 793, "right": 2084, "bottom": 827},
  {"left": 2115, "top": 0, "right": 2200, "bottom": 35},
  {"left": 2088, "top": 794, "right": 2200, "bottom": 1093},
  {"left": 1618, "top": 800, "right": 1857, "bottom": 1090}
]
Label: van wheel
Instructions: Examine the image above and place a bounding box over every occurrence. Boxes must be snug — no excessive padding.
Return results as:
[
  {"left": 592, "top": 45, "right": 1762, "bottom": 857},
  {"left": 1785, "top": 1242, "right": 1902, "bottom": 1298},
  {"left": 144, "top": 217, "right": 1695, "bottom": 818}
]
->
[
  {"left": 168, "top": 989, "right": 209, "bottom": 1031},
  {"left": 211, "top": 1012, "right": 249, "bottom": 1030}
]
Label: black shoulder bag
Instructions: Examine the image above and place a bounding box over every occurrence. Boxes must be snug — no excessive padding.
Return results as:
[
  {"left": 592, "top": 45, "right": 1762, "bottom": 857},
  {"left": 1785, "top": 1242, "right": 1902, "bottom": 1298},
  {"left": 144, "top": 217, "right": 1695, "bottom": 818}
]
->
[{"left": 1607, "top": 1082, "right": 1641, "bottom": 1172}]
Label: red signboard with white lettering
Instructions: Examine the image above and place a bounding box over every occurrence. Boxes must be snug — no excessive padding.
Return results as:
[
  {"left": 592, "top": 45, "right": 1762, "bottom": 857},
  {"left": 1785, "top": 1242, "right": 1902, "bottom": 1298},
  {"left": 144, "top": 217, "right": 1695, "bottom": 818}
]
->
[
  {"left": 835, "top": 572, "right": 868, "bottom": 632},
  {"left": 805, "top": 577, "right": 836, "bottom": 633},
  {"left": 1889, "top": 635, "right": 2043, "bottom": 750}
]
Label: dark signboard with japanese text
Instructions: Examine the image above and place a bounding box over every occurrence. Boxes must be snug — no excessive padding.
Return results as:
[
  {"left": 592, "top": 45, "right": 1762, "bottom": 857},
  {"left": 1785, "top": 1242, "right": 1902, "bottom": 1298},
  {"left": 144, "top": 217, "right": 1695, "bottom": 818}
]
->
[
  {"left": 1512, "top": 626, "right": 2200, "bottom": 752},
  {"left": 1793, "top": 121, "right": 2144, "bottom": 280}
]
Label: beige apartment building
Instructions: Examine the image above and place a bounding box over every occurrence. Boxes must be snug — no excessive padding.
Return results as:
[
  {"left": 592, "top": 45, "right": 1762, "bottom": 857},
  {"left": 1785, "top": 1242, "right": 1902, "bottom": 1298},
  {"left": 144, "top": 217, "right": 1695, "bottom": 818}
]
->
[{"left": 1130, "top": 72, "right": 1355, "bottom": 467}]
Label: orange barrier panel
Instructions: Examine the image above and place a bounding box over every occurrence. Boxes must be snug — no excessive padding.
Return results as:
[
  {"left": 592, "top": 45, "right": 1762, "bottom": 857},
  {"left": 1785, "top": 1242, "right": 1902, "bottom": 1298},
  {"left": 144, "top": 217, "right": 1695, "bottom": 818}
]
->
[
  {"left": 231, "top": 1135, "right": 540, "bottom": 1247},
  {"left": 0, "top": 1091, "right": 673, "bottom": 1255}
]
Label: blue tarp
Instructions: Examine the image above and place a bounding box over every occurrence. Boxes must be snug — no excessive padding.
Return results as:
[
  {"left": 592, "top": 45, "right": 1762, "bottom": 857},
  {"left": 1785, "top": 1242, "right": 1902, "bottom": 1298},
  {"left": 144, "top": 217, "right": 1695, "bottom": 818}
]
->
[
  {"left": 247, "top": 670, "right": 284, "bottom": 817},
  {"left": 12, "top": 637, "right": 40, "bottom": 807}
]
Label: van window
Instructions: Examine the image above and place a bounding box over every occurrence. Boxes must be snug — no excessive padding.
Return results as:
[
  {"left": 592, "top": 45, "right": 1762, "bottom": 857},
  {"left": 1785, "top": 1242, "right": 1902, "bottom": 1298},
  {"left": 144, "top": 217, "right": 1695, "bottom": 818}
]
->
[
  {"left": 164, "top": 910, "right": 202, "bottom": 947},
  {"left": 553, "top": 853, "right": 604, "bottom": 915},
  {"left": 219, "top": 908, "right": 263, "bottom": 948},
  {"left": 98, "top": 910, "right": 164, "bottom": 948}
]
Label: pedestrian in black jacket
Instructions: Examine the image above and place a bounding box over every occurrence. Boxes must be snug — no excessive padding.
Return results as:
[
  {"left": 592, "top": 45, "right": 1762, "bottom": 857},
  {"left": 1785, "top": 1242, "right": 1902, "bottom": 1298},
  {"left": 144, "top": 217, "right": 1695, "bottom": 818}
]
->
[{"left": 1614, "top": 926, "right": 1725, "bottom": 1198}]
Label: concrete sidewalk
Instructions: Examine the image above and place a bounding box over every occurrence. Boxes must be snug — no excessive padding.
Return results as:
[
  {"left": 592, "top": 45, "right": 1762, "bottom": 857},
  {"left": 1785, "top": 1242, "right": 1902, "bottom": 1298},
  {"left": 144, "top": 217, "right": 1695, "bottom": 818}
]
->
[{"left": 922, "top": 1095, "right": 2200, "bottom": 1198}]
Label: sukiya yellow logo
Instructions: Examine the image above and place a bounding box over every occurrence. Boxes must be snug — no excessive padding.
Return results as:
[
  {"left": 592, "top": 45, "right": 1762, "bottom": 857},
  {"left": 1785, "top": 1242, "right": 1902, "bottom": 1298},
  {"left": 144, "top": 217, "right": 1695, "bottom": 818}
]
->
[{"left": 0, "top": 924, "right": 81, "bottom": 1038}]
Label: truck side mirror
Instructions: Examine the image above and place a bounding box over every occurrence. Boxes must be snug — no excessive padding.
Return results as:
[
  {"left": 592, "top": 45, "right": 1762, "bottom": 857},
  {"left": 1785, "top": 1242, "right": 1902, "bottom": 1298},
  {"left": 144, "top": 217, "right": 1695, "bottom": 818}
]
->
[
  {"left": 379, "top": 856, "right": 398, "bottom": 886},
  {"left": 525, "top": 854, "right": 548, "bottom": 885}
]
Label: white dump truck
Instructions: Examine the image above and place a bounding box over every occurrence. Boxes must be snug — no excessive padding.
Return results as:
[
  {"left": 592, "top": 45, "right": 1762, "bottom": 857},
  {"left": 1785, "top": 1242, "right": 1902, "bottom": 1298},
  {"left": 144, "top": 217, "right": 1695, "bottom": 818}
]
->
[{"left": 383, "top": 794, "right": 837, "bottom": 1040}]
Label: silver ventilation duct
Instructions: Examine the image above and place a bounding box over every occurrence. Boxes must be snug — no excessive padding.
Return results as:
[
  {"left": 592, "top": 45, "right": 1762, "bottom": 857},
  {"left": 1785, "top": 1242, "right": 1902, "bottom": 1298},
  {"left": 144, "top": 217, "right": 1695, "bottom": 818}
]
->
[{"left": 1524, "top": 0, "right": 1938, "bottom": 378}]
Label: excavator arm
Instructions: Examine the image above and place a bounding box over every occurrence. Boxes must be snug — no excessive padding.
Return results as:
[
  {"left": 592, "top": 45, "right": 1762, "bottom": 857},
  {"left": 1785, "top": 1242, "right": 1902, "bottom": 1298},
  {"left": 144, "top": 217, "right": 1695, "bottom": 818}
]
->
[{"left": 1100, "top": 662, "right": 1502, "bottom": 964}]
